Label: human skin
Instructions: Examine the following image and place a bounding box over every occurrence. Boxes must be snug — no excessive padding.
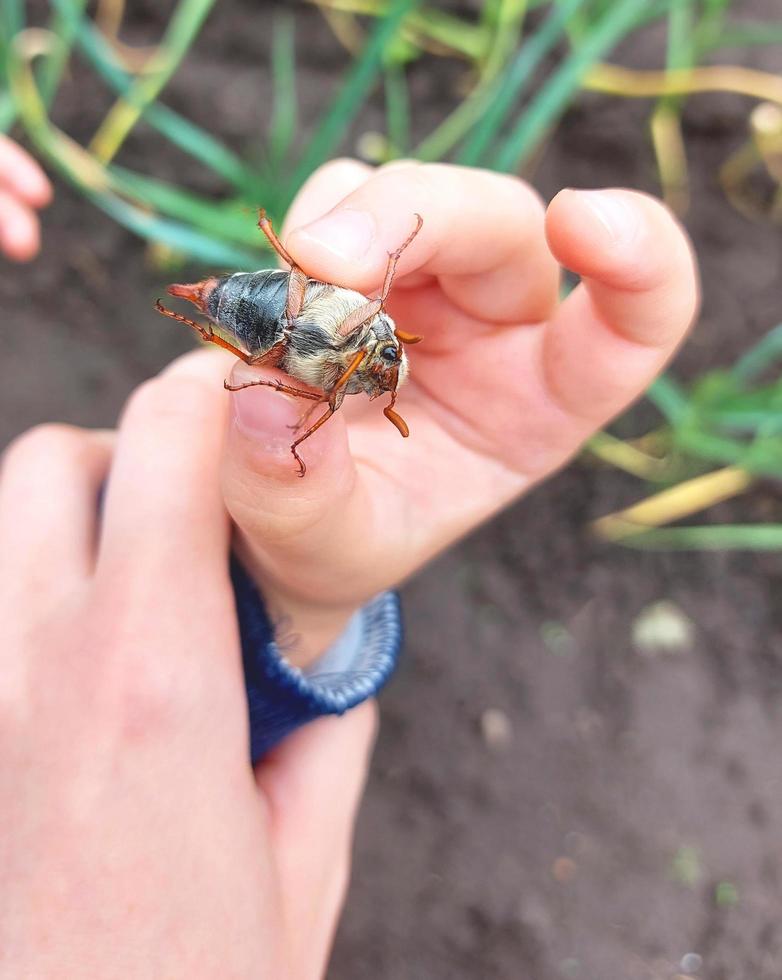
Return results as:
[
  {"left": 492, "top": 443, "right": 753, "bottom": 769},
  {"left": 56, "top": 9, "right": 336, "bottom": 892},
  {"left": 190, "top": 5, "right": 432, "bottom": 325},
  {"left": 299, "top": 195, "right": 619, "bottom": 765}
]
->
[
  {"left": 220, "top": 160, "right": 700, "bottom": 666},
  {"left": 0, "top": 134, "right": 51, "bottom": 260},
  {"left": 0, "top": 358, "right": 377, "bottom": 979},
  {"left": 0, "top": 161, "right": 698, "bottom": 978}
]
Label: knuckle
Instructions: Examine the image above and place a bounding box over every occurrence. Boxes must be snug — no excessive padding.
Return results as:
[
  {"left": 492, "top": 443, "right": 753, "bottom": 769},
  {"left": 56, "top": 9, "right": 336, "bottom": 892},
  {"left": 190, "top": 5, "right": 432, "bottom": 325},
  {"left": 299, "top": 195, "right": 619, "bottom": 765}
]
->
[
  {"left": 114, "top": 647, "right": 200, "bottom": 741},
  {"left": 123, "top": 375, "right": 212, "bottom": 430},
  {"left": 318, "top": 156, "right": 373, "bottom": 181},
  {"left": 85, "top": 593, "right": 204, "bottom": 741},
  {"left": 1, "top": 423, "right": 89, "bottom": 474},
  {"left": 487, "top": 170, "right": 547, "bottom": 219}
]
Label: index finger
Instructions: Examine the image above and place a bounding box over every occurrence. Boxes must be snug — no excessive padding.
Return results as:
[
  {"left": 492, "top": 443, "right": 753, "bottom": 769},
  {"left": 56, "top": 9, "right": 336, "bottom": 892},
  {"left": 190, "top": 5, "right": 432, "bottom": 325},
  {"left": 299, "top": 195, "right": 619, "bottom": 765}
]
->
[
  {"left": 285, "top": 162, "right": 560, "bottom": 325},
  {"left": 0, "top": 135, "right": 52, "bottom": 208}
]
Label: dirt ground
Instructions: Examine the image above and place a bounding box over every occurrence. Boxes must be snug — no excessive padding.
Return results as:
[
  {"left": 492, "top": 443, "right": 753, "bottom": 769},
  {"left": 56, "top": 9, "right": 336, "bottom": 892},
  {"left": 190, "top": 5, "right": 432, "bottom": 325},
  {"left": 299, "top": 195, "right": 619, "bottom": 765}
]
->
[{"left": 4, "top": 3, "right": 782, "bottom": 978}]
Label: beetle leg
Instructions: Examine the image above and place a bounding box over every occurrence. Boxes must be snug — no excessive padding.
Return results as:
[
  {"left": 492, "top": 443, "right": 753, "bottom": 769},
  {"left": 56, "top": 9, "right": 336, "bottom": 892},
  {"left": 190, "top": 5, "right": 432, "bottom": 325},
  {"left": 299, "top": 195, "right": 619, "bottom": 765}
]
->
[
  {"left": 223, "top": 377, "right": 322, "bottom": 400},
  {"left": 257, "top": 208, "right": 299, "bottom": 267},
  {"left": 333, "top": 350, "right": 367, "bottom": 391},
  {"left": 288, "top": 398, "right": 326, "bottom": 431},
  {"left": 256, "top": 209, "right": 309, "bottom": 322},
  {"left": 288, "top": 351, "right": 366, "bottom": 475},
  {"left": 154, "top": 300, "right": 253, "bottom": 363},
  {"left": 290, "top": 406, "right": 335, "bottom": 477}
]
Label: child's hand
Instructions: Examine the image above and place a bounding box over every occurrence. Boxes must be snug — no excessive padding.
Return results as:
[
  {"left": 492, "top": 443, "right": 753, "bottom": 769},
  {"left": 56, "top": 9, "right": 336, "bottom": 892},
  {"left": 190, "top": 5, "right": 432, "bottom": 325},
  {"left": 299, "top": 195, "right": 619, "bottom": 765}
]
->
[
  {"left": 0, "top": 355, "right": 375, "bottom": 978},
  {"left": 0, "top": 134, "right": 51, "bottom": 260},
  {"left": 218, "top": 161, "right": 699, "bottom": 664}
]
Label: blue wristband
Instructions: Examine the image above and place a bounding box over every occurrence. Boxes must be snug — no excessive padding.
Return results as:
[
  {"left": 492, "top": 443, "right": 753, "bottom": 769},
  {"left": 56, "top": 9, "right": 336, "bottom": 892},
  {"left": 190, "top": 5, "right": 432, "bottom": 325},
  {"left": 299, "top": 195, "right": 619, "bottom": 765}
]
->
[{"left": 230, "top": 556, "right": 402, "bottom": 763}]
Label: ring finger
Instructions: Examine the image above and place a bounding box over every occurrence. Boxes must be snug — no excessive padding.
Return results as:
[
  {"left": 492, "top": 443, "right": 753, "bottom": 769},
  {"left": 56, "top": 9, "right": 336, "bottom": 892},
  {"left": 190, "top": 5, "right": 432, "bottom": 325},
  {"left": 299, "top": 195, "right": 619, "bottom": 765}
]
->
[{"left": 0, "top": 425, "right": 112, "bottom": 590}]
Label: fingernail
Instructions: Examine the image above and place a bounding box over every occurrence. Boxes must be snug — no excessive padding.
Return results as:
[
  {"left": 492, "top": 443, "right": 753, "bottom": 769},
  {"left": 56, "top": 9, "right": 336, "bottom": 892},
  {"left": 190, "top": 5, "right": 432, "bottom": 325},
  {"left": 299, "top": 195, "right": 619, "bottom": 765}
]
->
[
  {"left": 22, "top": 170, "right": 52, "bottom": 208},
  {"left": 229, "top": 367, "right": 303, "bottom": 451},
  {"left": 0, "top": 220, "right": 36, "bottom": 261},
  {"left": 295, "top": 208, "right": 376, "bottom": 262},
  {"left": 571, "top": 189, "right": 640, "bottom": 246}
]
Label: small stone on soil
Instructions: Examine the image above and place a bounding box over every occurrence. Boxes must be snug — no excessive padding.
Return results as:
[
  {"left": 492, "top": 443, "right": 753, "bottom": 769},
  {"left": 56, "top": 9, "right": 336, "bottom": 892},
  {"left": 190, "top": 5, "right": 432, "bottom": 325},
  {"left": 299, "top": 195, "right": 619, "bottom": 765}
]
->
[{"left": 480, "top": 707, "right": 513, "bottom": 749}]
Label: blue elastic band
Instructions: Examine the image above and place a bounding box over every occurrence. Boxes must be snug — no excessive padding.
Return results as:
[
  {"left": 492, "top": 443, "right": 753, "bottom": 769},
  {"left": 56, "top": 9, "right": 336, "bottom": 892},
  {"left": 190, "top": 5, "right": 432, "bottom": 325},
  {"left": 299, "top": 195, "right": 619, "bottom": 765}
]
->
[{"left": 230, "top": 556, "right": 402, "bottom": 762}]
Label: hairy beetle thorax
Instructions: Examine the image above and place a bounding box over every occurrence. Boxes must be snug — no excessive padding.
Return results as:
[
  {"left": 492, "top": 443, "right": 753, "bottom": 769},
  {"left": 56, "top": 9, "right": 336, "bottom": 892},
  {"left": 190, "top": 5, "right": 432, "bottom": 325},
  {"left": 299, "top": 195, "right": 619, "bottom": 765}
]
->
[{"left": 283, "top": 282, "right": 379, "bottom": 390}]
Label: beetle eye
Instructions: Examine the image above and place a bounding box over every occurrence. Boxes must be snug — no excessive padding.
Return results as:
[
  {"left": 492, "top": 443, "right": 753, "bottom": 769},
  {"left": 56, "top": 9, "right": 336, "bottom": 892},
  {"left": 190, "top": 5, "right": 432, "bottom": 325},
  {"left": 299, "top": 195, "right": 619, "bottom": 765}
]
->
[{"left": 380, "top": 345, "right": 398, "bottom": 363}]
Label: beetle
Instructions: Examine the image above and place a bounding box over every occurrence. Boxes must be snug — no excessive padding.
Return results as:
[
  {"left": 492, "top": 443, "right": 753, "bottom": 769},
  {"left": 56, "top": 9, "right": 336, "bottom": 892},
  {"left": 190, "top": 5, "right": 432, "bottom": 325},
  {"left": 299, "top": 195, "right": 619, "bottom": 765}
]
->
[{"left": 154, "top": 209, "right": 423, "bottom": 476}]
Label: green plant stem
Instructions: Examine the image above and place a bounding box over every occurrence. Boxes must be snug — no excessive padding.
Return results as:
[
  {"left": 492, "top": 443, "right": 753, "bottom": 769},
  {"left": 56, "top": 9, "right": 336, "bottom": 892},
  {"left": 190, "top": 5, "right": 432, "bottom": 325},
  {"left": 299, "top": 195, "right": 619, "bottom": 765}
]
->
[
  {"left": 647, "top": 374, "right": 691, "bottom": 425},
  {"left": 7, "top": 40, "right": 262, "bottom": 266},
  {"left": 457, "top": 0, "right": 585, "bottom": 167},
  {"left": 732, "top": 323, "right": 782, "bottom": 383},
  {"left": 704, "top": 23, "right": 782, "bottom": 50},
  {"left": 617, "top": 525, "right": 782, "bottom": 551},
  {"left": 268, "top": 14, "right": 297, "bottom": 173},
  {"left": 89, "top": 0, "right": 218, "bottom": 163},
  {"left": 311, "top": 0, "right": 485, "bottom": 60},
  {"left": 384, "top": 60, "right": 410, "bottom": 155},
  {"left": 286, "top": 0, "right": 420, "bottom": 204},
  {"left": 414, "top": 0, "right": 528, "bottom": 162},
  {"left": 39, "top": 0, "right": 88, "bottom": 106},
  {"left": 490, "top": 0, "right": 651, "bottom": 173},
  {"left": 50, "top": 0, "right": 253, "bottom": 190},
  {"left": 0, "top": 0, "right": 23, "bottom": 129}
]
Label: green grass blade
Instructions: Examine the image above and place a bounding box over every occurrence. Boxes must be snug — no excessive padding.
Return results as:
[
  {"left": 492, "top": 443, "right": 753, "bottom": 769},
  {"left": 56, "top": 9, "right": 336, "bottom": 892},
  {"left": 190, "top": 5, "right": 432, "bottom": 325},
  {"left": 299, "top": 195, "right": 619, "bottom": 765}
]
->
[
  {"left": 39, "top": 0, "right": 88, "bottom": 106},
  {"left": 657, "top": 0, "right": 695, "bottom": 114},
  {"left": 90, "top": 191, "right": 262, "bottom": 267},
  {"left": 108, "top": 165, "right": 267, "bottom": 247},
  {"left": 704, "top": 23, "right": 782, "bottom": 50},
  {"left": 617, "top": 524, "right": 782, "bottom": 551},
  {"left": 693, "top": 0, "right": 732, "bottom": 54},
  {"left": 89, "top": 0, "right": 218, "bottom": 162},
  {"left": 0, "top": 0, "right": 23, "bottom": 127},
  {"left": 732, "top": 323, "right": 782, "bottom": 383},
  {"left": 457, "top": 0, "right": 584, "bottom": 167},
  {"left": 6, "top": 35, "right": 261, "bottom": 268},
  {"left": 0, "top": 0, "right": 23, "bottom": 43},
  {"left": 674, "top": 428, "right": 782, "bottom": 477},
  {"left": 413, "top": 0, "right": 527, "bottom": 162},
  {"left": 268, "top": 14, "right": 297, "bottom": 172},
  {"left": 286, "top": 0, "right": 420, "bottom": 203},
  {"left": 50, "top": 0, "right": 253, "bottom": 190},
  {"left": 384, "top": 60, "right": 410, "bottom": 155},
  {"left": 0, "top": 92, "right": 15, "bottom": 131},
  {"left": 490, "top": 0, "right": 652, "bottom": 173},
  {"left": 646, "top": 374, "right": 690, "bottom": 425}
]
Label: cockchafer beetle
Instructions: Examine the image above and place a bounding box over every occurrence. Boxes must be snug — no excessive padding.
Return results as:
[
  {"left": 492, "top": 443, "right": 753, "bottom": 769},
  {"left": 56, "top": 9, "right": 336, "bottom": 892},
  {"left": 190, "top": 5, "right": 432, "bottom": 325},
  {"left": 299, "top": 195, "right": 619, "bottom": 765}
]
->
[{"left": 155, "top": 209, "right": 423, "bottom": 476}]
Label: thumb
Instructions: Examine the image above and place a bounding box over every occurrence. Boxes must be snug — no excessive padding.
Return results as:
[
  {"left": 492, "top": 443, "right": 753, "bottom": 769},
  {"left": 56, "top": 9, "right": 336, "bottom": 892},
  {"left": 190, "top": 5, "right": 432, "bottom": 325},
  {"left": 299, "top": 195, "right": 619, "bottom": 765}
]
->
[
  {"left": 255, "top": 702, "right": 378, "bottom": 979},
  {"left": 222, "top": 359, "right": 375, "bottom": 661}
]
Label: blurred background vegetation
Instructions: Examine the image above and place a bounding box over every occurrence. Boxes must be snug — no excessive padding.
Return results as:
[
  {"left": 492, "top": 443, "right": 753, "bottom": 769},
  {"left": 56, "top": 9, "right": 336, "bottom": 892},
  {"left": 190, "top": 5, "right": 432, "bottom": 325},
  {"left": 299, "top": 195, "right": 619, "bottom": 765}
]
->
[{"left": 1, "top": 0, "right": 781, "bottom": 549}]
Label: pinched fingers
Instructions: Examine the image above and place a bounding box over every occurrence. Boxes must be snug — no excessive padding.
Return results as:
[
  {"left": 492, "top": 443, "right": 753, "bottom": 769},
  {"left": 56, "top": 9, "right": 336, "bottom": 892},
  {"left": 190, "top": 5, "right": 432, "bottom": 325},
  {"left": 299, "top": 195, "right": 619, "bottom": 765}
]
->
[
  {"left": 285, "top": 161, "right": 560, "bottom": 325},
  {"left": 0, "top": 135, "right": 51, "bottom": 207},
  {"left": 0, "top": 136, "right": 51, "bottom": 261}
]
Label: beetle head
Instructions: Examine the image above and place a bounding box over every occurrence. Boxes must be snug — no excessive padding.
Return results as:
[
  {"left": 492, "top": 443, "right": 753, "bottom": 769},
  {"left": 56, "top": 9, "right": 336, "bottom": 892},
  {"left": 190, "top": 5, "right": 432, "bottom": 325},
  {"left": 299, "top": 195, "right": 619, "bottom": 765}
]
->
[{"left": 355, "top": 312, "right": 409, "bottom": 397}]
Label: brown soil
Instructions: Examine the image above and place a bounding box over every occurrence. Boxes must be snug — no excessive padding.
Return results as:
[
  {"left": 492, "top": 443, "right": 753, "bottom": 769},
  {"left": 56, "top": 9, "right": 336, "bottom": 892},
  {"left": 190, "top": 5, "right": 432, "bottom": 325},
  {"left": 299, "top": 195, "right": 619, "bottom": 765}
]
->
[{"left": 4, "top": 3, "right": 782, "bottom": 978}]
